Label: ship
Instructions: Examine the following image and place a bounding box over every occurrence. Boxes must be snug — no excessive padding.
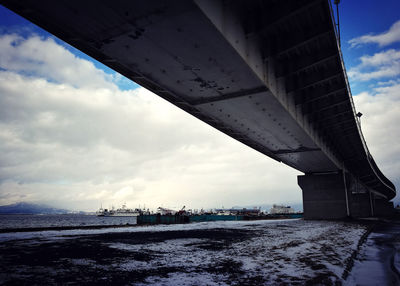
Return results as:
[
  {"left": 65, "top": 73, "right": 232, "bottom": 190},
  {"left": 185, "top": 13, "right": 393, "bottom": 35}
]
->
[{"left": 96, "top": 204, "right": 141, "bottom": 217}]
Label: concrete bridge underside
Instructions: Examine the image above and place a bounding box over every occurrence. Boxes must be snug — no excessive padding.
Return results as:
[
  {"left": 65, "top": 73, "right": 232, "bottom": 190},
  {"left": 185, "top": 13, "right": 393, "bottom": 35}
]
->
[{"left": 1, "top": 0, "right": 395, "bottom": 219}]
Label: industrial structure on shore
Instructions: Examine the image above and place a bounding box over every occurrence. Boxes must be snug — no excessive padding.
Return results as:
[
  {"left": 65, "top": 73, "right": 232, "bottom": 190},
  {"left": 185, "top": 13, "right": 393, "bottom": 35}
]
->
[
  {"left": 136, "top": 206, "right": 302, "bottom": 225},
  {"left": 95, "top": 204, "right": 302, "bottom": 224}
]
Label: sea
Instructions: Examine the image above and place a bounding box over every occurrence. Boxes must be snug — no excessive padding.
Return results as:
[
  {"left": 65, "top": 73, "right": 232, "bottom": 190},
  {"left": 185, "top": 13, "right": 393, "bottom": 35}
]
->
[{"left": 0, "top": 214, "right": 137, "bottom": 230}]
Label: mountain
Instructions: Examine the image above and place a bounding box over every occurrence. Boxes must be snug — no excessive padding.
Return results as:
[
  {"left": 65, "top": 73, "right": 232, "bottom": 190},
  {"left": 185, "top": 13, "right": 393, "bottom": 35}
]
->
[{"left": 0, "top": 202, "right": 69, "bottom": 214}]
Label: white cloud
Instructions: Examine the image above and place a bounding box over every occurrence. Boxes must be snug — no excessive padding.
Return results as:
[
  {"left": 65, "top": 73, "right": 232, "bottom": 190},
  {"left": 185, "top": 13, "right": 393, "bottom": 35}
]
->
[
  {"left": 358, "top": 49, "right": 400, "bottom": 66},
  {"left": 0, "top": 33, "right": 302, "bottom": 211},
  {"left": 0, "top": 33, "right": 116, "bottom": 90},
  {"left": 349, "top": 20, "right": 400, "bottom": 48},
  {"left": 348, "top": 49, "right": 400, "bottom": 81}
]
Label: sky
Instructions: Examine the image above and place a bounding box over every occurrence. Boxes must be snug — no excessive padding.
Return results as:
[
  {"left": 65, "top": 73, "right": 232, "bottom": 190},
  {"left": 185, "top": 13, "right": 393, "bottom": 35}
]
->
[{"left": 0, "top": 1, "right": 399, "bottom": 211}]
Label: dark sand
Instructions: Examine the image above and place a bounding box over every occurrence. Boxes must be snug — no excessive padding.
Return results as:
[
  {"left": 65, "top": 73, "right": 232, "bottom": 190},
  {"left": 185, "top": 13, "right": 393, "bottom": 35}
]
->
[{"left": 0, "top": 229, "right": 258, "bottom": 285}]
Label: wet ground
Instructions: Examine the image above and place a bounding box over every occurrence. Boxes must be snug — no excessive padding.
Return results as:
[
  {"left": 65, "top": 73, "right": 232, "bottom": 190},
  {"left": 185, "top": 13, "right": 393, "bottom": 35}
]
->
[
  {"left": 345, "top": 217, "right": 400, "bottom": 286},
  {"left": 0, "top": 219, "right": 387, "bottom": 285}
]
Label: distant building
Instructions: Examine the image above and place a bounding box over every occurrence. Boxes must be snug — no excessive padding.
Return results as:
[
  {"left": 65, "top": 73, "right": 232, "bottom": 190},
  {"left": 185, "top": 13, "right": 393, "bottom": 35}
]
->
[{"left": 270, "top": 204, "right": 295, "bottom": 214}]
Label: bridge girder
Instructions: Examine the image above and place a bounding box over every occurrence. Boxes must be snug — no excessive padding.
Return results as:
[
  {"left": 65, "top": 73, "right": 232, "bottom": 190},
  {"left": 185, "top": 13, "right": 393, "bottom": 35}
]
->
[{"left": 0, "top": 0, "right": 395, "bottom": 199}]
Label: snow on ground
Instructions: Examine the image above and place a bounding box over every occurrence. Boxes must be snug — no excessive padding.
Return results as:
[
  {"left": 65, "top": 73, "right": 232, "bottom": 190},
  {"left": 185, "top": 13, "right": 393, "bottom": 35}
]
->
[
  {"left": 0, "top": 219, "right": 368, "bottom": 285},
  {"left": 107, "top": 219, "right": 366, "bottom": 285}
]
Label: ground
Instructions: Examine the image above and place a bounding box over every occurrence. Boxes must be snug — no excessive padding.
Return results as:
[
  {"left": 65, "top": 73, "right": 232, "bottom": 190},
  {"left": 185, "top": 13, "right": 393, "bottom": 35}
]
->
[
  {"left": 0, "top": 219, "right": 379, "bottom": 285},
  {"left": 344, "top": 218, "right": 400, "bottom": 285}
]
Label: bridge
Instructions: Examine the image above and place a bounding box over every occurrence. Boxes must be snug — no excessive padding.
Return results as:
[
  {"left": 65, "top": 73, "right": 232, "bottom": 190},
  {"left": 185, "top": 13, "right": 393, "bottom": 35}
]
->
[{"left": 1, "top": 0, "right": 395, "bottom": 219}]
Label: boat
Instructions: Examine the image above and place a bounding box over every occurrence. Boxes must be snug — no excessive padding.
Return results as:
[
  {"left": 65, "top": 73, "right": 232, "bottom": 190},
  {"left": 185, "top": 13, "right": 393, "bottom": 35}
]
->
[{"left": 96, "top": 204, "right": 141, "bottom": 217}]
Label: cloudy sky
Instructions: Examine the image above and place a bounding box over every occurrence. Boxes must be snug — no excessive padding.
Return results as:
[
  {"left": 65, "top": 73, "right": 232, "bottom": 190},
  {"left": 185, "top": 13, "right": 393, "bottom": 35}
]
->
[{"left": 0, "top": 1, "right": 399, "bottom": 211}]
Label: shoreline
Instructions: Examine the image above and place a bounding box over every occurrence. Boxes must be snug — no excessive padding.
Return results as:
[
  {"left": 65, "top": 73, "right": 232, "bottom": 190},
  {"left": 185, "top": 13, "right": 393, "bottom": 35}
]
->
[{"left": 0, "top": 223, "right": 139, "bottom": 233}]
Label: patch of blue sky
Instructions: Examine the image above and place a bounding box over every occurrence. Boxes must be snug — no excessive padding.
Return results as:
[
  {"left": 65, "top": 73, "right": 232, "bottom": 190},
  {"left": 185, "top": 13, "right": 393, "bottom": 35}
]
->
[
  {"left": 329, "top": 0, "right": 400, "bottom": 96},
  {"left": 0, "top": 4, "right": 139, "bottom": 91}
]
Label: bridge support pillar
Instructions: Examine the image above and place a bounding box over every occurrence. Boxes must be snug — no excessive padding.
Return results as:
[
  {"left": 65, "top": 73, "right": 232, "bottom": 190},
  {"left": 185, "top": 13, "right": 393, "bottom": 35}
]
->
[
  {"left": 373, "top": 196, "right": 395, "bottom": 217},
  {"left": 349, "top": 193, "right": 373, "bottom": 218},
  {"left": 298, "top": 173, "right": 349, "bottom": 219},
  {"left": 299, "top": 173, "right": 394, "bottom": 219},
  {"left": 346, "top": 174, "right": 374, "bottom": 218}
]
